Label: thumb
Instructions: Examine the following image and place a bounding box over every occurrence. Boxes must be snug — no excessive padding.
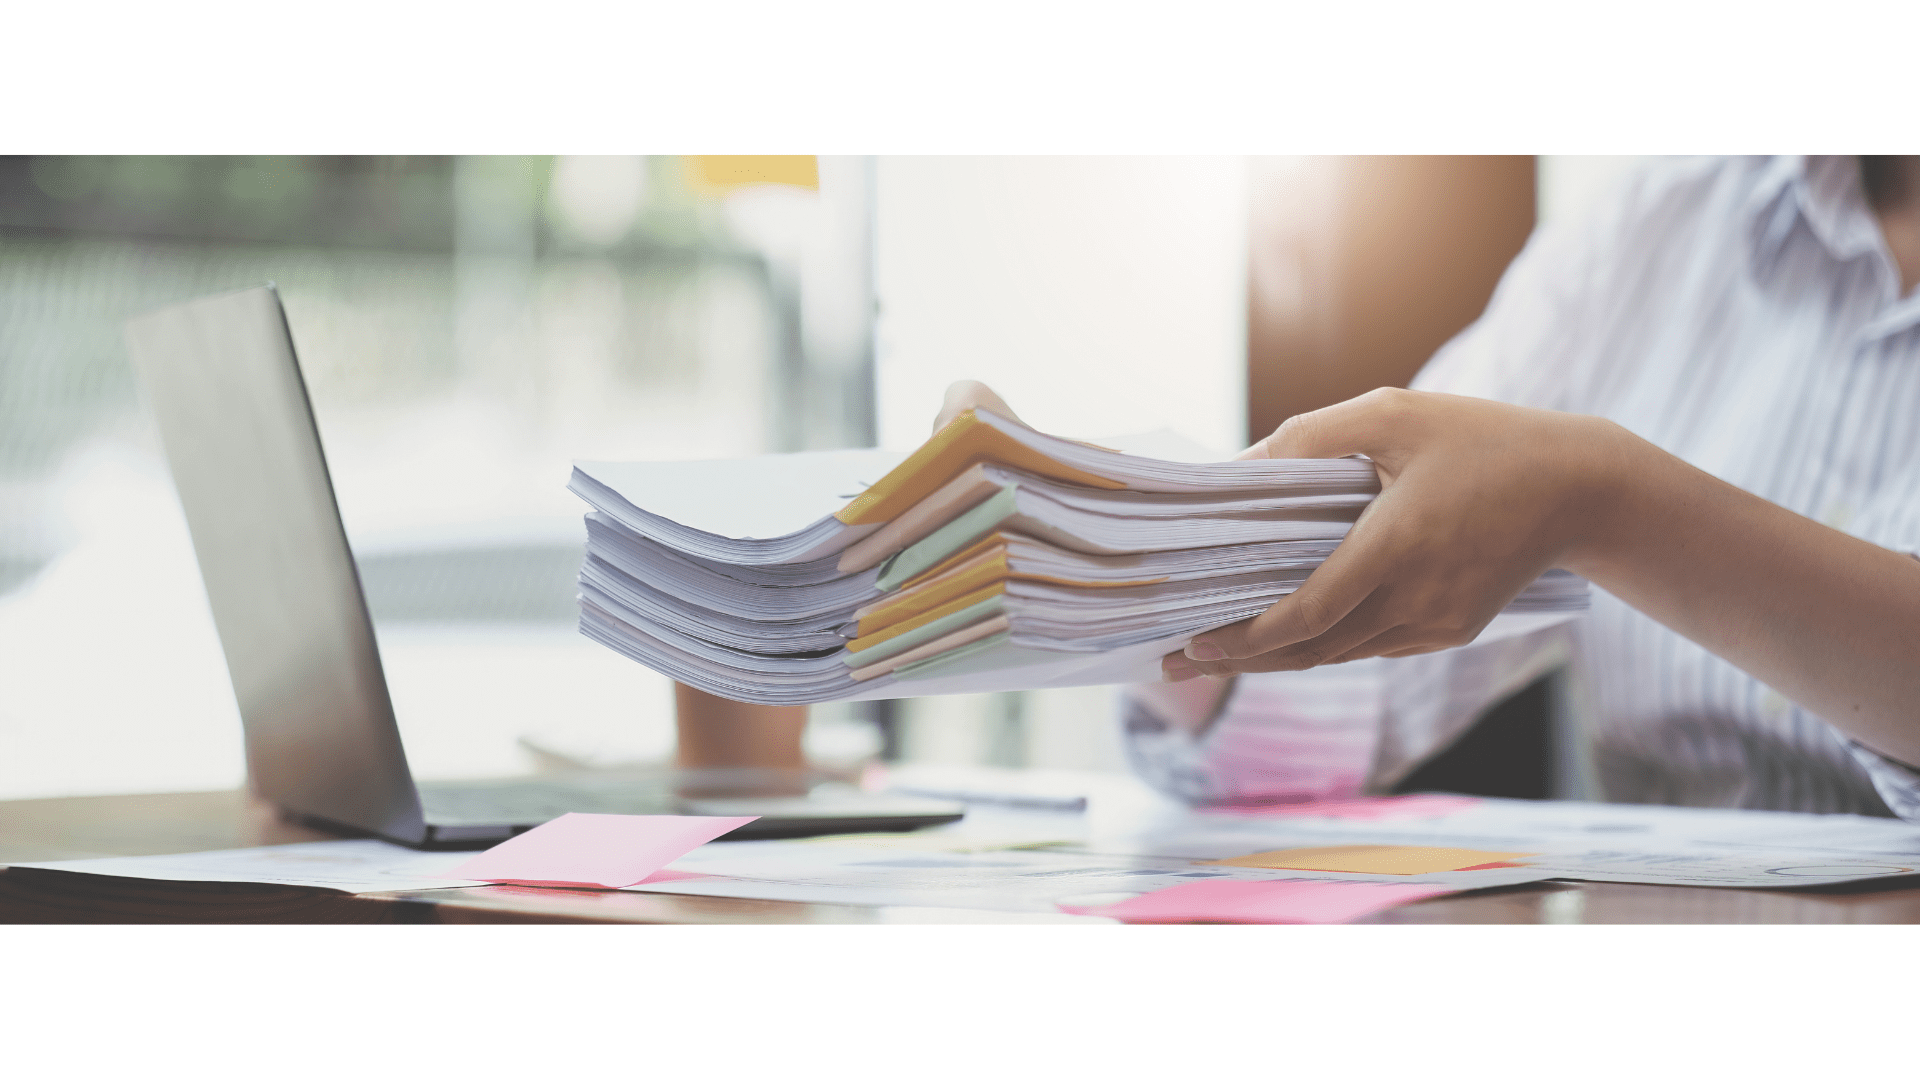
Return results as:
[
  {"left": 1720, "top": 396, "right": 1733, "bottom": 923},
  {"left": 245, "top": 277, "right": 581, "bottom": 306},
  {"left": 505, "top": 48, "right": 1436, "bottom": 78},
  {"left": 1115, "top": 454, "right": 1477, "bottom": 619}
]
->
[{"left": 1238, "top": 387, "right": 1412, "bottom": 461}]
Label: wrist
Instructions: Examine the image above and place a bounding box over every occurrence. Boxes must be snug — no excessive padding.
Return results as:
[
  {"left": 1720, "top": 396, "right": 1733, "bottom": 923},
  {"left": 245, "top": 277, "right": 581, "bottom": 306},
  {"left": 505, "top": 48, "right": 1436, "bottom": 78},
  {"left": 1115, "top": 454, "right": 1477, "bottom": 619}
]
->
[{"left": 1555, "top": 416, "right": 1651, "bottom": 579}]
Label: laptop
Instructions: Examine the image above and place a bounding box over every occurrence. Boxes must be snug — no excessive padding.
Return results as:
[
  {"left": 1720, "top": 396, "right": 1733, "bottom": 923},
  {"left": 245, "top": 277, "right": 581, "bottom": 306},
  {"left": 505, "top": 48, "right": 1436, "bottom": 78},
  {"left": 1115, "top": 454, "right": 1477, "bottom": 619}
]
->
[{"left": 124, "top": 284, "right": 962, "bottom": 848}]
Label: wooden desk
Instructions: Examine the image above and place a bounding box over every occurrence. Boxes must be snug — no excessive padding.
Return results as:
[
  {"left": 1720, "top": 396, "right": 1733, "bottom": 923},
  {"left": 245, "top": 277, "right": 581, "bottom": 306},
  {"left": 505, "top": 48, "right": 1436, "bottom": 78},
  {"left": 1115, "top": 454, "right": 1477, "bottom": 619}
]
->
[{"left": 6, "top": 788, "right": 1920, "bottom": 924}]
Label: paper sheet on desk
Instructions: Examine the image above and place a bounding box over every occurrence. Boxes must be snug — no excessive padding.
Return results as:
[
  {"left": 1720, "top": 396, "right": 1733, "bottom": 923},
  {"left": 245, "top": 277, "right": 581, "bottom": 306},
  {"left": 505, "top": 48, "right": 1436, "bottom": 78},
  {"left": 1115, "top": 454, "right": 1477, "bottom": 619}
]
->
[
  {"left": 1059, "top": 878, "right": 1458, "bottom": 924},
  {"left": 8, "top": 840, "right": 486, "bottom": 894},
  {"left": 445, "top": 813, "right": 757, "bottom": 888},
  {"left": 1207, "top": 845, "right": 1533, "bottom": 875},
  {"left": 1104, "top": 798, "right": 1920, "bottom": 888},
  {"left": 1204, "top": 794, "right": 1483, "bottom": 822},
  {"left": 622, "top": 839, "right": 1554, "bottom": 915}
]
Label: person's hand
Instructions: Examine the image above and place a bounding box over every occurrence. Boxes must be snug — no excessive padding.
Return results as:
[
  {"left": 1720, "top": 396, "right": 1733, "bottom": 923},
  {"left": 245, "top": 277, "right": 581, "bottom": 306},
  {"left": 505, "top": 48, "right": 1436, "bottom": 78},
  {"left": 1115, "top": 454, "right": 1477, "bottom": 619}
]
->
[
  {"left": 932, "top": 379, "right": 1023, "bottom": 433},
  {"left": 1164, "top": 388, "right": 1632, "bottom": 681}
]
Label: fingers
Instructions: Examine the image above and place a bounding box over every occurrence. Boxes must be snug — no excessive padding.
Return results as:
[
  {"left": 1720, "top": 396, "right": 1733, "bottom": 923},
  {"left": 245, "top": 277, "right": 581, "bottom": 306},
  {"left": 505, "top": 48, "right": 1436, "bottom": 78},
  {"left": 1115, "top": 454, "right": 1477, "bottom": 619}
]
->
[
  {"left": 1178, "top": 619, "right": 1473, "bottom": 677},
  {"left": 1184, "top": 591, "right": 1397, "bottom": 677},
  {"left": 1162, "top": 652, "right": 1203, "bottom": 682},
  {"left": 1329, "top": 627, "right": 1457, "bottom": 664},
  {"left": 1184, "top": 511, "right": 1398, "bottom": 662},
  {"left": 1170, "top": 625, "right": 1450, "bottom": 679},
  {"left": 1174, "top": 614, "right": 1486, "bottom": 678},
  {"left": 1313, "top": 612, "right": 1500, "bottom": 666},
  {"left": 1238, "top": 387, "right": 1416, "bottom": 461},
  {"left": 1370, "top": 644, "right": 1452, "bottom": 660},
  {"left": 1202, "top": 633, "right": 1399, "bottom": 674},
  {"left": 934, "top": 380, "right": 1021, "bottom": 433}
]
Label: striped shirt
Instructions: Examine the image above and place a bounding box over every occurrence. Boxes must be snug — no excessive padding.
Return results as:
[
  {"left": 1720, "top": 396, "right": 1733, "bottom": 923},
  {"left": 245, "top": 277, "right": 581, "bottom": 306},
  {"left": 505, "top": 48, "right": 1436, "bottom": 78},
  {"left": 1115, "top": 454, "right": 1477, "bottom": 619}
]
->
[{"left": 1125, "top": 155, "right": 1920, "bottom": 821}]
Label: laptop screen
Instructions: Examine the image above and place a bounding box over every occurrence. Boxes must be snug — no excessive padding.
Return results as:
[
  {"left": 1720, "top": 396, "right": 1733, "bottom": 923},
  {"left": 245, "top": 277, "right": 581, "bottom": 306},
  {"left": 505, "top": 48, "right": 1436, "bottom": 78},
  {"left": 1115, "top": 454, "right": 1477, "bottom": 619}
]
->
[{"left": 125, "top": 285, "right": 427, "bottom": 843}]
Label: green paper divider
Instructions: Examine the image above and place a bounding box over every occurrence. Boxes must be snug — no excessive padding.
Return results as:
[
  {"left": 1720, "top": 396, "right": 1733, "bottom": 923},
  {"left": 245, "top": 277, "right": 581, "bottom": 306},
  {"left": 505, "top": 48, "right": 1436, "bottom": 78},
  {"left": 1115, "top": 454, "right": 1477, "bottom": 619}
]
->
[
  {"left": 840, "top": 594, "right": 1007, "bottom": 667},
  {"left": 876, "top": 483, "right": 1020, "bottom": 592}
]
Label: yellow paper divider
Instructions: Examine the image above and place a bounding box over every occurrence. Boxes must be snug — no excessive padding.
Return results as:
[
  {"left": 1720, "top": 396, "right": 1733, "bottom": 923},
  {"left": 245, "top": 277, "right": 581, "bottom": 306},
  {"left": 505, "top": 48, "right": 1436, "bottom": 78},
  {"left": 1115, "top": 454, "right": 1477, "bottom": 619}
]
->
[
  {"left": 833, "top": 411, "right": 1123, "bottom": 526},
  {"left": 858, "top": 556, "right": 1012, "bottom": 636},
  {"left": 844, "top": 581, "right": 1008, "bottom": 654},
  {"left": 857, "top": 549, "right": 1012, "bottom": 627},
  {"left": 860, "top": 539, "right": 1170, "bottom": 635},
  {"left": 888, "top": 529, "right": 1167, "bottom": 600},
  {"left": 1205, "top": 845, "right": 1536, "bottom": 876},
  {"left": 893, "top": 531, "right": 1014, "bottom": 593}
]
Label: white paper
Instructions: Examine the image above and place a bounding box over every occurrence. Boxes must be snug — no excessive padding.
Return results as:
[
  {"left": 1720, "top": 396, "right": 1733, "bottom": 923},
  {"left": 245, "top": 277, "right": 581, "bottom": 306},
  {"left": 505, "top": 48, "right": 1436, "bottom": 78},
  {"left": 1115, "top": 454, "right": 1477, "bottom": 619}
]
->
[
  {"left": 9, "top": 840, "right": 486, "bottom": 894},
  {"left": 576, "top": 449, "right": 905, "bottom": 541},
  {"left": 1090, "top": 428, "right": 1232, "bottom": 464},
  {"left": 628, "top": 839, "right": 1553, "bottom": 914},
  {"left": 1102, "top": 798, "right": 1920, "bottom": 889},
  {"left": 19, "top": 796, "right": 1904, "bottom": 917}
]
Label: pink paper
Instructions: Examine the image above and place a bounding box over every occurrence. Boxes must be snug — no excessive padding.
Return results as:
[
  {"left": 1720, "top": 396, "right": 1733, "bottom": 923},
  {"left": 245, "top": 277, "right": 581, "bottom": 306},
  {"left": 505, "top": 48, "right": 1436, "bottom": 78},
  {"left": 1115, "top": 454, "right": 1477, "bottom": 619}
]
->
[
  {"left": 1058, "top": 878, "right": 1456, "bottom": 924},
  {"left": 1201, "top": 794, "right": 1481, "bottom": 822},
  {"left": 446, "top": 813, "right": 758, "bottom": 889}
]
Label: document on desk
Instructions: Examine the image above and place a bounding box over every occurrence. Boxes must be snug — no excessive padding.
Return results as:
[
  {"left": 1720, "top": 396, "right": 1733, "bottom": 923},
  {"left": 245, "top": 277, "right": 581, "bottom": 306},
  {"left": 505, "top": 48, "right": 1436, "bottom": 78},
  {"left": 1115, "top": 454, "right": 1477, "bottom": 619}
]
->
[
  {"left": 8, "top": 840, "right": 486, "bottom": 894},
  {"left": 1115, "top": 798, "right": 1920, "bottom": 888},
  {"left": 622, "top": 839, "right": 1554, "bottom": 915},
  {"left": 1057, "top": 878, "right": 1460, "bottom": 924},
  {"left": 445, "top": 812, "right": 757, "bottom": 888}
]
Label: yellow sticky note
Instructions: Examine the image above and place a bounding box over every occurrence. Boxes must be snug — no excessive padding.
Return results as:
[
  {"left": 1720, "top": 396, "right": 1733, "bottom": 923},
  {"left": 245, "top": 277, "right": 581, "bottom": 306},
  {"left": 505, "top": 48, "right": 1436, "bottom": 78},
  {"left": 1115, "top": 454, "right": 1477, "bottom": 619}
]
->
[
  {"left": 1206, "top": 845, "right": 1534, "bottom": 876},
  {"left": 685, "top": 156, "right": 819, "bottom": 194}
]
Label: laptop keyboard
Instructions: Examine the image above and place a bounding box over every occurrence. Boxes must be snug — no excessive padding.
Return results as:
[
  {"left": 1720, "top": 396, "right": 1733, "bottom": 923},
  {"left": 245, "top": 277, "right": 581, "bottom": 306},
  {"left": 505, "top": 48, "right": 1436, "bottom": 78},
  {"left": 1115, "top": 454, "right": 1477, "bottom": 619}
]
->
[{"left": 418, "top": 778, "right": 678, "bottom": 825}]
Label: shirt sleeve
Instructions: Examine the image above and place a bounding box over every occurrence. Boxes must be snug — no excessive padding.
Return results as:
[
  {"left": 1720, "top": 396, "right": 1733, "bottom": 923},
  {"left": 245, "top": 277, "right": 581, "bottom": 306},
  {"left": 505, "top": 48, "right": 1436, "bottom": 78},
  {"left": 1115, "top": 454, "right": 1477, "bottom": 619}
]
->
[
  {"left": 1121, "top": 630, "right": 1576, "bottom": 806},
  {"left": 1122, "top": 662, "right": 1385, "bottom": 806}
]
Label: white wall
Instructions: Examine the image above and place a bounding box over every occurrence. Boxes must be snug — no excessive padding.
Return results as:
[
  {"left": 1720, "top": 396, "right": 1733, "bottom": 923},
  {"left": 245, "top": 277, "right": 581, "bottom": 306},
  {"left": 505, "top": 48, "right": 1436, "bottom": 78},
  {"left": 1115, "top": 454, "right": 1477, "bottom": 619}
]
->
[
  {"left": 872, "top": 157, "right": 1246, "bottom": 772},
  {"left": 874, "top": 157, "right": 1248, "bottom": 455},
  {"left": 1537, "top": 155, "right": 1651, "bottom": 227}
]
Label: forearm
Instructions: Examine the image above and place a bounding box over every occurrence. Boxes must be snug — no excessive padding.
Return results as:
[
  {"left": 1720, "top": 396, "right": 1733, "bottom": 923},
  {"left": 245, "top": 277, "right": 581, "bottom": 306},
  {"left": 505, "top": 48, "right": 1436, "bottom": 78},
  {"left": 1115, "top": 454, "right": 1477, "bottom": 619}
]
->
[{"left": 1567, "top": 429, "right": 1920, "bottom": 765}]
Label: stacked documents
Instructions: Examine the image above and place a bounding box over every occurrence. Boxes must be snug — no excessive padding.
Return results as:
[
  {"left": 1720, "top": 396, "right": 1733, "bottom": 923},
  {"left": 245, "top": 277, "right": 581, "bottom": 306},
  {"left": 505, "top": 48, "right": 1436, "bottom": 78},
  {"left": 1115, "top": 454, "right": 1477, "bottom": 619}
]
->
[{"left": 569, "top": 408, "right": 1589, "bottom": 704}]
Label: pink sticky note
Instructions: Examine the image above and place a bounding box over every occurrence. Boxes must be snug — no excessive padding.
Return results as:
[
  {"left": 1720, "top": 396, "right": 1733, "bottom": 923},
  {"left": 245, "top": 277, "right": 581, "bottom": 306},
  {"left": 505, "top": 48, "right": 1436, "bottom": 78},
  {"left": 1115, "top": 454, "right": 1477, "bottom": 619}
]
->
[
  {"left": 446, "top": 813, "right": 758, "bottom": 889},
  {"left": 1058, "top": 878, "right": 1455, "bottom": 924},
  {"left": 1202, "top": 794, "right": 1482, "bottom": 822}
]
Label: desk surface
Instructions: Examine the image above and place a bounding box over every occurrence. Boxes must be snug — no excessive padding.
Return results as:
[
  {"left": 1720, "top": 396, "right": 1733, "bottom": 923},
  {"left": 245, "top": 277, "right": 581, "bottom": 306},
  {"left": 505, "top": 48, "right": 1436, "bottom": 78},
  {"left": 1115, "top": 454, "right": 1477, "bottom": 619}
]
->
[{"left": 6, "top": 788, "right": 1920, "bottom": 924}]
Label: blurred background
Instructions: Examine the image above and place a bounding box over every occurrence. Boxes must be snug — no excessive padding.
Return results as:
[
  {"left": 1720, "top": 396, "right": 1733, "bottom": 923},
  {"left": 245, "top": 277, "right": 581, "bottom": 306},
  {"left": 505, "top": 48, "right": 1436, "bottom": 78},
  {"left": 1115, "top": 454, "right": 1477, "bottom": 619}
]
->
[{"left": 0, "top": 155, "right": 1645, "bottom": 801}]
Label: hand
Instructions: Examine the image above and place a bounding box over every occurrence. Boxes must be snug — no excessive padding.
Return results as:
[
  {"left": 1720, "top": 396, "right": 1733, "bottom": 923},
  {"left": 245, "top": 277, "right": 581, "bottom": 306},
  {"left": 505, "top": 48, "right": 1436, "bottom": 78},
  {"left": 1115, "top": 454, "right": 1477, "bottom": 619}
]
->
[
  {"left": 932, "top": 379, "right": 1023, "bottom": 433},
  {"left": 1164, "top": 388, "right": 1630, "bottom": 681}
]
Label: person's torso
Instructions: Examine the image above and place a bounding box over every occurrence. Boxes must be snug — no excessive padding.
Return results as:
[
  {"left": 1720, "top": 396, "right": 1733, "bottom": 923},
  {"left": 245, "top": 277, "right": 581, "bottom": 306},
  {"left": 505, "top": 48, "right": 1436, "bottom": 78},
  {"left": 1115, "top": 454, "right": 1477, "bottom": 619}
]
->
[{"left": 1548, "top": 156, "right": 1920, "bottom": 813}]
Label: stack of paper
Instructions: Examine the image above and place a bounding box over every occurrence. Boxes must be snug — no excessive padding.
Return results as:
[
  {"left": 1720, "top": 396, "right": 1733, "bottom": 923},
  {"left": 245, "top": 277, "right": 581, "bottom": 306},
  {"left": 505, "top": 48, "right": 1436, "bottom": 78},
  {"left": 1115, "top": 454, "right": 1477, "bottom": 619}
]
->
[{"left": 569, "top": 408, "right": 1588, "bottom": 704}]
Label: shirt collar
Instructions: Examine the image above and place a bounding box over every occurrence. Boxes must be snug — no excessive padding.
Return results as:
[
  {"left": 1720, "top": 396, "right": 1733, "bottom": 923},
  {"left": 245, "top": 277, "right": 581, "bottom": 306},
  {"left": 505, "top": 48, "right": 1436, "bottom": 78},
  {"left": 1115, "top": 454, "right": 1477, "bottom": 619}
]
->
[
  {"left": 1797, "top": 155, "right": 1890, "bottom": 266},
  {"left": 1747, "top": 155, "right": 1913, "bottom": 322}
]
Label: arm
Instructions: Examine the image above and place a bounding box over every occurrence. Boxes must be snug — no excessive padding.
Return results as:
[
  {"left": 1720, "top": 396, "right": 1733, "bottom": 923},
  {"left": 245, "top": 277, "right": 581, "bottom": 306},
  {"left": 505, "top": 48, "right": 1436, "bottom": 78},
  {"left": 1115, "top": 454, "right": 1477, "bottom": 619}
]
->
[{"left": 1167, "top": 388, "right": 1920, "bottom": 768}]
